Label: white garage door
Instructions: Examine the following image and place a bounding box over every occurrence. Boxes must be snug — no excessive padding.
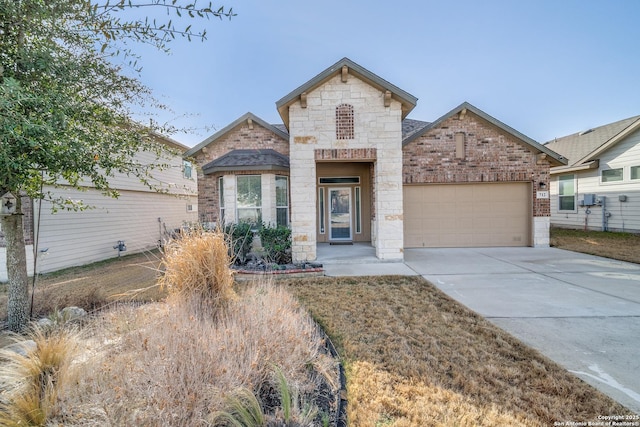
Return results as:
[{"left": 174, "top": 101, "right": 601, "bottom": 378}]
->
[{"left": 403, "top": 183, "right": 531, "bottom": 248}]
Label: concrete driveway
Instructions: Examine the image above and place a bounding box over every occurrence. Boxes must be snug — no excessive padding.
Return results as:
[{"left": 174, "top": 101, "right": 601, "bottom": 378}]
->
[{"left": 403, "top": 247, "right": 640, "bottom": 414}]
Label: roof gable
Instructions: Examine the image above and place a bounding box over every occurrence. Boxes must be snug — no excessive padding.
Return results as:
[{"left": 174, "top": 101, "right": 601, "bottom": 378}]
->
[
  {"left": 275, "top": 57, "right": 418, "bottom": 129},
  {"left": 184, "top": 112, "right": 289, "bottom": 158},
  {"left": 403, "top": 102, "right": 567, "bottom": 166},
  {"left": 545, "top": 115, "right": 640, "bottom": 167}
]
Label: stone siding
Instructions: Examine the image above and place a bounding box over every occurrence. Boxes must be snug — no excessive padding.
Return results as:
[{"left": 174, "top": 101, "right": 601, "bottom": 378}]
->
[{"left": 289, "top": 74, "right": 404, "bottom": 262}]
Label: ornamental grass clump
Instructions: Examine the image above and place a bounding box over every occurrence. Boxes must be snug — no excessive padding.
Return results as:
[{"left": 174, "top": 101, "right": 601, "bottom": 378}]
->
[
  {"left": 0, "top": 327, "right": 78, "bottom": 427},
  {"left": 44, "top": 283, "right": 337, "bottom": 426},
  {"left": 159, "top": 229, "right": 236, "bottom": 309}
]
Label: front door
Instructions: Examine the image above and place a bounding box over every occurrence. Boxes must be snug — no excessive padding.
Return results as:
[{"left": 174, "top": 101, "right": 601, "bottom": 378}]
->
[{"left": 329, "top": 188, "right": 352, "bottom": 241}]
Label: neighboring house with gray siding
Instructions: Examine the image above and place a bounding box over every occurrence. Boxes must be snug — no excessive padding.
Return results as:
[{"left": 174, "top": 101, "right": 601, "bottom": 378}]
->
[
  {"left": 0, "top": 134, "right": 198, "bottom": 282},
  {"left": 545, "top": 115, "right": 640, "bottom": 233},
  {"left": 187, "top": 58, "right": 566, "bottom": 263}
]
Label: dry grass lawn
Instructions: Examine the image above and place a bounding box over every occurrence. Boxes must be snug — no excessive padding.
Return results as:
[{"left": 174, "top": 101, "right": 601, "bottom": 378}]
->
[
  {"left": 551, "top": 227, "right": 640, "bottom": 264},
  {"left": 282, "top": 276, "right": 633, "bottom": 426},
  {"left": 0, "top": 251, "right": 165, "bottom": 323}
]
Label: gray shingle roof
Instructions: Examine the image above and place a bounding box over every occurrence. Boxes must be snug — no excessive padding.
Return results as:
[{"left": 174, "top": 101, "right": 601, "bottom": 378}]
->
[
  {"left": 202, "top": 149, "right": 289, "bottom": 175},
  {"left": 271, "top": 123, "right": 288, "bottom": 135},
  {"left": 401, "top": 119, "right": 430, "bottom": 140},
  {"left": 544, "top": 115, "right": 640, "bottom": 166}
]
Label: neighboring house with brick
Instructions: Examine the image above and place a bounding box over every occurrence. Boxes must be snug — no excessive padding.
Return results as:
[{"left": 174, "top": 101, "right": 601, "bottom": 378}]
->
[
  {"left": 0, "top": 133, "right": 198, "bottom": 282},
  {"left": 545, "top": 115, "right": 640, "bottom": 233},
  {"left": 186, "top": 57, "right": 566, "bottom": 262}
]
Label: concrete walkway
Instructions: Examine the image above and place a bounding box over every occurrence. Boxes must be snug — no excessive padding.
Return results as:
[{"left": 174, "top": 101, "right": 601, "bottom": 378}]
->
[{"left": 318, "top": 245, "right": 640, "bottom": 414}]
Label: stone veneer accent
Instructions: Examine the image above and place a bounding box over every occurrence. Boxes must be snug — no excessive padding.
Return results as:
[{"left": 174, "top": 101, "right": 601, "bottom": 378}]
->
[
  {"left": 288, "top": 74, "right": 404, "bottom": 262},
  {"left": 402, "top": 111, "right": 552, "bottom": 245},
  {"left": 533, "top": 217, "right": 550, "bottom": 247}
]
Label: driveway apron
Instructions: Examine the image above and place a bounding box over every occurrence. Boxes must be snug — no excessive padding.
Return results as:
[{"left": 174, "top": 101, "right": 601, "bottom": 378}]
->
[{"left": 404, "top": 247, "right": 640, "bottom": 414}]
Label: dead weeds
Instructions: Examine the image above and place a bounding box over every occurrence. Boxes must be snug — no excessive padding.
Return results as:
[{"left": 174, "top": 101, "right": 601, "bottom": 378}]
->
[{"left": 0, "top": 251, "right": 166, "bottom": 321}]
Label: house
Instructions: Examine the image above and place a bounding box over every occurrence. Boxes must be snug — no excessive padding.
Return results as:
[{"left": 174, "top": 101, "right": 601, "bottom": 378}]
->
[
  {"left": 0, "top": 133, "right": 198, "bottom": 282},
  {"left": 545, "top": 115, "right": 640, "bottom": 233},
  {"left": 186, "top": 58, "right": 566, "bottom": 263}
]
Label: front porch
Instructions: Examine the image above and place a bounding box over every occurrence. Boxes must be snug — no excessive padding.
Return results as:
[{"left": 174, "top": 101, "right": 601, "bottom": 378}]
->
[
  {"left": 316, "top": 242, "right": 379, "bottom": 264},
  {"left": 316, "top": 242, "right": 415, "bottom": 276}
]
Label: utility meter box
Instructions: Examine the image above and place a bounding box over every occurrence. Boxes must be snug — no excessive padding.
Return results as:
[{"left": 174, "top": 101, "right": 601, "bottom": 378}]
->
[{"left": 583, "top": 194, "right": 597, "bottom": 206}]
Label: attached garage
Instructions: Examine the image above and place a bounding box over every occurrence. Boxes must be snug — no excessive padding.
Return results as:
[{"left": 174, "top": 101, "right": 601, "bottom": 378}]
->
[{"left": 403, "top": 183, "right": 531, "bottom": 248}]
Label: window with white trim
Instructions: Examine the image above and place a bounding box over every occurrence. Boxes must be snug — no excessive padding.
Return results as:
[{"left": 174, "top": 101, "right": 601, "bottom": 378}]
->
[
  {"left": 218, "top": 177, "right": 225, "bottom": 222},
  {"left": 236, "top": 175, "right": 262, "bottom": 224},
  {"left": 276, "top": 176, "right": 289, "bottom": 227},
  {"left": 631, "top": 166, "right": 640, "bottom": 180},
  {"left": 601, "top": 168, "right": 623, "bottom": 183},
  {"left": 183, "top": 161, "right": 193, "bottom": 179},
  {"left": 558, "top": 174, "right": 575, "bottom": 211}
]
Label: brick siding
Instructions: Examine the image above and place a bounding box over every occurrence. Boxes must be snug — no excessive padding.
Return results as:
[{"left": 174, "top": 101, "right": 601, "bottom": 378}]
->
[
  {"left": 192, "top": 122, "right": 289, "bottom": 223},
  {"left": 314, "top": 148, "right": 377, "bottom": 161},
  {"left": 402, "top": 112, "right": 551, "bottom": 217}
]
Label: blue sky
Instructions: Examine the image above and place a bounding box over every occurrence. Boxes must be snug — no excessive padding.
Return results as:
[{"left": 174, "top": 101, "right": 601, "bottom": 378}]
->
[{"left": 128, "top": 0, "right": 640, "bottom": 147}]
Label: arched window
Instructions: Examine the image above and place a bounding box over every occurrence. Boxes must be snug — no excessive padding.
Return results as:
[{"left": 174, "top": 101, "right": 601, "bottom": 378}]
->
[{"left": 336, "top": 104, "right": 354, "bottom": 140}]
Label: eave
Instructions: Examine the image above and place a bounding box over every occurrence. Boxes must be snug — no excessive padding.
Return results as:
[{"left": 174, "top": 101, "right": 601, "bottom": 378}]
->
[
  {"left": 550, "top": 160, "right": 599, "bottom": 175},
  {"left": 202, "top": 164, "right": 290, "bottom": 175},
  {"left": 574, "top": 117, "right": 640, "bottom": 165},
  {"left": 275, "top": 57, "right": 418, "bottom": 130}
]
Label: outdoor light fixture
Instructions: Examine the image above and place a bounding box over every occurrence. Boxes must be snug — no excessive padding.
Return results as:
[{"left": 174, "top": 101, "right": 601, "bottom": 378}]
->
[
  {"left": 113, "top": 240, "right": 127, "bottom": 257},
  {"left": 1, "top": 192, "right": 17, "bottom": 216},
  {"left": 538, "top": 182, "right": 547, "bottom": 190}
]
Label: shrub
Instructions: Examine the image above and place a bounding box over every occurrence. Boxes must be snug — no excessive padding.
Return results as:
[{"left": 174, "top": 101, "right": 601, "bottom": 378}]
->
[
  {"left": 223, "top": 222, "right": 254, "bottom": 265},
  {"left": 259, "top": 224, "right": 292, "bottom": 265},
  {"left": 159, "top": 229, "right": 236, "bottom": 310}
]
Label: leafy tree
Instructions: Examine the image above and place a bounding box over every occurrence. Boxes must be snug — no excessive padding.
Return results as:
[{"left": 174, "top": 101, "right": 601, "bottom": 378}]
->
[{"left": 0, "top": 0, "right": 232, "bottom": 331}]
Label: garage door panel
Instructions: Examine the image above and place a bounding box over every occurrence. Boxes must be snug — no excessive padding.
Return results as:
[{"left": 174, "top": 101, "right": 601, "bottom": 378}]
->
[
  {"left": 472, "top": 217, "right": 493, "bottom": 230},
  {"left": 404, "top": 183, "right": 530, "bottom": 248},
  {"left": 455, "top": 217, "right": 474, "bottom": 230}
]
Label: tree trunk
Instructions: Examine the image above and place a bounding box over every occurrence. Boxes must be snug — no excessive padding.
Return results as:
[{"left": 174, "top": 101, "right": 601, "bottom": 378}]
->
[{"left": 2, "top": 198, "right": 30, "bottom": 332}]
